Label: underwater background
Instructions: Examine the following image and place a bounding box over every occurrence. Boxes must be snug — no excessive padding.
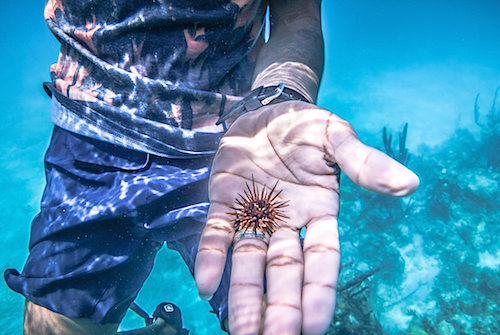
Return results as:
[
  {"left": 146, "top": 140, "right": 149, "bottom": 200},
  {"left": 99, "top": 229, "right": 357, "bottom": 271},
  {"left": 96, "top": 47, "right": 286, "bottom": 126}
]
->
[{"left": 1, "top": 1, "right": 498, "bottom": 334}]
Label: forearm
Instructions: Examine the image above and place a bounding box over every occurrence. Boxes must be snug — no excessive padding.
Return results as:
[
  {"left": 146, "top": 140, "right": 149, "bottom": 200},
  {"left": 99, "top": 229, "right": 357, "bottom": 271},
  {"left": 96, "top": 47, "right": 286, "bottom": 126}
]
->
[{"left": 252, "top": 0, "right": 324, "bottom": 103}]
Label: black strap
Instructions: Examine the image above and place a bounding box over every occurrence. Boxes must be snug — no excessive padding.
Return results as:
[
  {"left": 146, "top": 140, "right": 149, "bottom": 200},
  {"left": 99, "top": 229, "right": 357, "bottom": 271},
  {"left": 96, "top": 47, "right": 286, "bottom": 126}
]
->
[
  {"left": 259, "top": 85, "right": 310, "bottom": 104},
  {"left": 129, "top": 302, "right": 154, "bottom": 326},
  {"left": 216, "top": 83, "right": 310, "bottom": 125}
]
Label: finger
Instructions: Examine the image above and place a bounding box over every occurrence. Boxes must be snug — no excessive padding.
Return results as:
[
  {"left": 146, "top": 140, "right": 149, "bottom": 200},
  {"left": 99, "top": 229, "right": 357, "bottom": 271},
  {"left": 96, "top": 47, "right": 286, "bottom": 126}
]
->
[
  {"left": 263, "top": 228, "right": 303, "bottom": 335},
  {"left": 228, "top": 238, "right": 268, "bottom": 335},
  {"left": 302, "top": 215, "right": 340, "bottom": 335},
  {"left": 325, "top": 116, "right": 419, "bottom": 196},
  {"left": 195, "top": 202, "right": 234, "bottom": 299}
]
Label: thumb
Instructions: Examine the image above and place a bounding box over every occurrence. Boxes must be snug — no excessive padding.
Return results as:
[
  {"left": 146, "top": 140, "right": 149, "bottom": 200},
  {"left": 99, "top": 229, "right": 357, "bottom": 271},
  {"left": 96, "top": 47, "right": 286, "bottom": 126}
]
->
[{"left": 325, "top": 116, "right": 419, "bottom": 196}]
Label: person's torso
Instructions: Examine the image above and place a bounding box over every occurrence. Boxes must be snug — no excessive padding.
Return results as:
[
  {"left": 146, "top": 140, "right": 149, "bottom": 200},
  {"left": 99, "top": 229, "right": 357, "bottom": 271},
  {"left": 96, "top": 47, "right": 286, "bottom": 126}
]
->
[{"left": 45, "top": 0, "right": 266, "bottom": 156}]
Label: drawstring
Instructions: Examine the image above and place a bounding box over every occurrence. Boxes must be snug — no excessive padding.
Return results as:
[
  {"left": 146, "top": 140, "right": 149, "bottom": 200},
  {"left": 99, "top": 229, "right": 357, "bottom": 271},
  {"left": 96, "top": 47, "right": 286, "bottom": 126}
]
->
[
  {"left": 218, "top": 93, "right": 228, "bottom": 131},
  {"left": 73, "top": 153, "right": 151, "bottom": 173}
]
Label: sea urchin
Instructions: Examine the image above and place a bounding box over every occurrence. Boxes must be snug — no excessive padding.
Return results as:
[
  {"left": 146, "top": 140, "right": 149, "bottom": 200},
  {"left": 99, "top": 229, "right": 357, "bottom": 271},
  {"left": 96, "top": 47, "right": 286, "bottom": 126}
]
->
[{"left": 230, "top": 179, "right": 289, "bottom": 237}]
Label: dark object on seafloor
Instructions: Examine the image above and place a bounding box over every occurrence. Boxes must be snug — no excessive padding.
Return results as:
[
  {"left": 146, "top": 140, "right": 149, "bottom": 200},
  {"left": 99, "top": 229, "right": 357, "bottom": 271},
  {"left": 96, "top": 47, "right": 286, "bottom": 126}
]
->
[
  {"left": 383, "top": 122, "right": 410, "bottom": 166},
  {"left": 328, "top": 265, "right": 384, "bottom": 335},
  {"left": 474, "top": 87, "right": 500, "bottom": 169}
]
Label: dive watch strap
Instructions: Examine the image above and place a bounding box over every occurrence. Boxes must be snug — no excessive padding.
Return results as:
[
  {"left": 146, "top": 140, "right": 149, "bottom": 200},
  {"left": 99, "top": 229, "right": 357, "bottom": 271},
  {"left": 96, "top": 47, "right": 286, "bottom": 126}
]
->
[{"left": 216, "top": 83, "right": 310, "bottom": 125}]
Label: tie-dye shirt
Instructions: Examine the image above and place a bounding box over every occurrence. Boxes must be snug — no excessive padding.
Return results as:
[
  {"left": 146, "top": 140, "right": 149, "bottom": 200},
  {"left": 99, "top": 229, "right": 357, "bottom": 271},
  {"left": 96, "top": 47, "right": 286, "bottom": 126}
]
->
[{"left": 44, "top": 0, "right": 267, "bottom": 158}]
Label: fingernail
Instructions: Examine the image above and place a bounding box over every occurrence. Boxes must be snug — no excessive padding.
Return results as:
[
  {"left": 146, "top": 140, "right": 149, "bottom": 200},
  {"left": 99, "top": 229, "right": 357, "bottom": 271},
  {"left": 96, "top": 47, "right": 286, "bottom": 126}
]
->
[{"left": 199, "top": 293, "right": 213, "bottom": 301}]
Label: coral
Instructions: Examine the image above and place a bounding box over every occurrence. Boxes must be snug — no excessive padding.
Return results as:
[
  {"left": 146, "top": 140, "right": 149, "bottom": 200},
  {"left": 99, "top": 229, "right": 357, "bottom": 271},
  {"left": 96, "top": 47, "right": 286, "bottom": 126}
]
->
[
  {"left": 352, "top": 123, "right": 416, "bottom": 226},
  {"left": 474, "top": 87, "right": 500, "bottom": 169},
  {"left": 330, "top": 108, "right": 499, "bottom": 334},
  {"left": 327, "top": 265, "right": 383, "bottom": 335},
  {"left": 383, "top": 122, "right": 410, "bottom": 166}
]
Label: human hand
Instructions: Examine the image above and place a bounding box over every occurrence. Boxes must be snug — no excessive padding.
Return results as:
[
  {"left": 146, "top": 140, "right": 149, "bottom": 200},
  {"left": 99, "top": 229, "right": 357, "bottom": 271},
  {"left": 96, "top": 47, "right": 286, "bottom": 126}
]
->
[{"left": 194, "top": 101, "right": 419, "bottom": 335}]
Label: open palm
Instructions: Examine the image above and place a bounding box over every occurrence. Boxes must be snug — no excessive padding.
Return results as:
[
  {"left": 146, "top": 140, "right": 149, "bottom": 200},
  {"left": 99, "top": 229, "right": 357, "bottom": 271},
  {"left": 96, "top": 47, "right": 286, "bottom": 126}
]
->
[{"left": 195, "top": 101, "right": 419, "bottom": 335}]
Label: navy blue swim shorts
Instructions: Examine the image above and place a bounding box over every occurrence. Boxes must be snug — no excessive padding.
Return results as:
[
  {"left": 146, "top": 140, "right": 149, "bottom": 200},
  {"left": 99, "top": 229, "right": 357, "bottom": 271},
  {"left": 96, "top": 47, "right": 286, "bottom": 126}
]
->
[{"left": 4, "top": 126, "right": 231, "bottom": 326}]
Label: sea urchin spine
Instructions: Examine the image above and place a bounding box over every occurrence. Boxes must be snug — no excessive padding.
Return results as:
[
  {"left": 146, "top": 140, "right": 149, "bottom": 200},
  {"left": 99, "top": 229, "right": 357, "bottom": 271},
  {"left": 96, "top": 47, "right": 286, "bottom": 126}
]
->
[{"left": 231, "top": 179, "right": 289, "bottom": 237}]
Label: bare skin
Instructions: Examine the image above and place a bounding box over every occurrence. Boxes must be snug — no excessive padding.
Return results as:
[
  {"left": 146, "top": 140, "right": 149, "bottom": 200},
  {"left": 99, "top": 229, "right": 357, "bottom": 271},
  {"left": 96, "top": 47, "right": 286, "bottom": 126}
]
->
[
  {"left": 195, "top": 2, "right": 419, "bottom": 333},
  {"left": 194, "top": 101, "right": 419, "bottom": 335},
  {"left": 24, "top": 301, "right": 119, "bottom": 335},
  {"left": 24, "top": 301, "right": 180, "bottom": 335},
  {"left": 24, "top": 0, "right": 324, "bottom": 333},
  {"left": 251, "top": 0, "right": 324, "bottom": 102},
  {"left": 24, "top": 1, "right": 419, "bottom": 334}
]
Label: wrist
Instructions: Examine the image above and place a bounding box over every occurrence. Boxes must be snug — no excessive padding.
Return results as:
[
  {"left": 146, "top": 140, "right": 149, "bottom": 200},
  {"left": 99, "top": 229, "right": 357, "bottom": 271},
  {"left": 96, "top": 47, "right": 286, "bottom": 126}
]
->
[
  {"left": 216, "top": 83, "right": 309, "bottom": 125},
  {"left": 251, "top": 61, "right": 319, "bottom": 103}
]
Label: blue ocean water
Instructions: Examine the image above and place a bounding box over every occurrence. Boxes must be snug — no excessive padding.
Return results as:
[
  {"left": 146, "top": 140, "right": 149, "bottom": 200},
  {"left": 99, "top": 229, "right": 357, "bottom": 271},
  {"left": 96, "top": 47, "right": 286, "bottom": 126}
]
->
[{"left": 1, "top": 1, "right": 499, "bottom": 334}]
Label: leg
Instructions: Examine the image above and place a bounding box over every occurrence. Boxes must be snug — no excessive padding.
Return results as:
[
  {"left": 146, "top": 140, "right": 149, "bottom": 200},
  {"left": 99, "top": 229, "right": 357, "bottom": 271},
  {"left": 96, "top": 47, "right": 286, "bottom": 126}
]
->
[
  {"left": 4, "top": 128, "right": 161, "bottom": 332},
  {"left": 5, "top": 127, "right": 218, "bottom": 333},
  {"left": 24, "top": 301, "right": 182, "bottom": 335},
  {"left": 165, "top": 223, "right": 232, "bottom": 333},
  {"left": 24, "top": 301, "right": 119, "bottom": 335}
]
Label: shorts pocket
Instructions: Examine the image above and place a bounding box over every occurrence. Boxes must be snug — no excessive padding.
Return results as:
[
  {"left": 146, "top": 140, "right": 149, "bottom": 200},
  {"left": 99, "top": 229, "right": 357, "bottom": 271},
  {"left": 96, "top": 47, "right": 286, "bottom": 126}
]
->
[{"left": 45, "top": 126, "right": 151, "bottom": 175}]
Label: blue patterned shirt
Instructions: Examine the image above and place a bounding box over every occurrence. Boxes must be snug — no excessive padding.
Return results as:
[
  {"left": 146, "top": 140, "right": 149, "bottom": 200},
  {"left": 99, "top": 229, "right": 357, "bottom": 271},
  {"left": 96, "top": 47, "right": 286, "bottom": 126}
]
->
[{"left": 44, "top": 0, "right": 267, "bottom": 157}]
